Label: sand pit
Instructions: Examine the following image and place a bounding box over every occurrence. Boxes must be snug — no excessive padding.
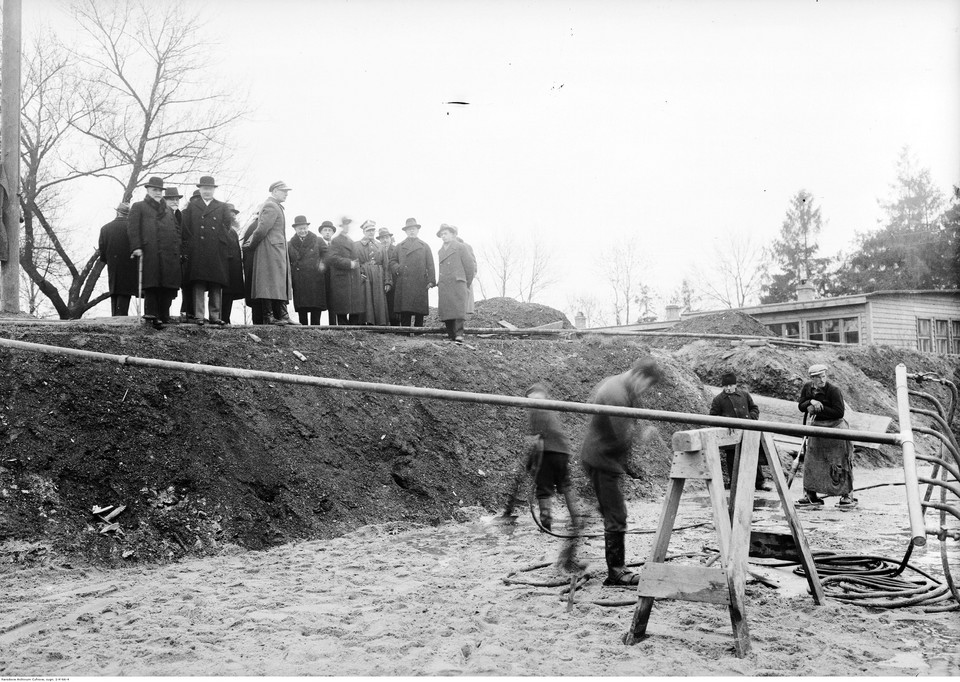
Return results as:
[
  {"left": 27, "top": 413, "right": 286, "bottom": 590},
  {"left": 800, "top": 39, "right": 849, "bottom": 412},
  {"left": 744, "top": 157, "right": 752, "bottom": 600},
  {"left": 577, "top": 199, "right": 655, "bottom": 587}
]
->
[{"left": 2, "top": 468, "right": 957, "bottom": 676}]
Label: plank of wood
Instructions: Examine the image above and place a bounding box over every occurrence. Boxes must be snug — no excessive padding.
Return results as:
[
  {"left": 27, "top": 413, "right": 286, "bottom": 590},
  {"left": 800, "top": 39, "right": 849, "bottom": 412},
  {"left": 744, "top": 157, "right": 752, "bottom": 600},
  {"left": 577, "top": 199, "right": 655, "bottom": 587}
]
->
[
  {"left": 635, "top": 563, "right": 731, "bottom": 604},
  {"left": 497, "top": 320, "right": 519, "bottom": 330},
  {"left": 670, "top": 450, "right": 711, "bottom": 480}
]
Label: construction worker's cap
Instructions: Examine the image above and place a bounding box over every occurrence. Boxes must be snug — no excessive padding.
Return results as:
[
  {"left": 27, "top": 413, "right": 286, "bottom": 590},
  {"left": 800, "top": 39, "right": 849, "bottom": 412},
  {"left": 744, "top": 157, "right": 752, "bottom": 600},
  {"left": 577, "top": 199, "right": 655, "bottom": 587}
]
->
[{"left": 808, "top": 364, "right": 827, "bottom": 377}]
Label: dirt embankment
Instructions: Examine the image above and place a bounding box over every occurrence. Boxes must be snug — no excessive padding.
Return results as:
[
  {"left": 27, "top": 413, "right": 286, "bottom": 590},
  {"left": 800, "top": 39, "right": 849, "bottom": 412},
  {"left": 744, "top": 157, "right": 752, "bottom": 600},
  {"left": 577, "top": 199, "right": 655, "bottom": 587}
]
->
[{"left": 0, "top": 306, "right": 957, "bottom": 568}]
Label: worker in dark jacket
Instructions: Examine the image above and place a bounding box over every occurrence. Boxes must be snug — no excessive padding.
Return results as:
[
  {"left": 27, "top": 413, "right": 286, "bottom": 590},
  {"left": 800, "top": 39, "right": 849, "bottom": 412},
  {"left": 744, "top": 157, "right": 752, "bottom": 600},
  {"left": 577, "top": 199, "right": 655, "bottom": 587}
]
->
[
  {"left": 127, "top": 177, "right": 181, "bottom": 328},
  {"left": 97, "top": 203, "right": 138, "bottom": 316},
  {"left": 709, "top": 371, "right": 769, "bottom": 491},
  {"left": 797, "top": 363, "right": 856, "bottom": 509},
  {"left": 580, "top": 356, "right": 662, "bottom": 587}
]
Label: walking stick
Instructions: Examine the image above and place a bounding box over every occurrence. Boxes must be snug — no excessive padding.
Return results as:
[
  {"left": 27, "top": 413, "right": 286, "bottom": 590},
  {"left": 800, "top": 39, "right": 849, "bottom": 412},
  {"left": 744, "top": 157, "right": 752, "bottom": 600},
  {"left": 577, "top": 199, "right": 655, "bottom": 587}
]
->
[{"left": 136, "top": 254, "right": 143, "bottom": 318}]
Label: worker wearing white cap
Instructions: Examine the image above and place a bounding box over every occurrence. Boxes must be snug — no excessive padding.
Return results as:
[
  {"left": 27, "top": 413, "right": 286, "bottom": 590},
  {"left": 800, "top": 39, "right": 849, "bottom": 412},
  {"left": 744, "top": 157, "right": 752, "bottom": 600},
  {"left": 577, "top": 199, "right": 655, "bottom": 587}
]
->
[{"left": 796, "top": 364, "right": 857, "bottom": 509}]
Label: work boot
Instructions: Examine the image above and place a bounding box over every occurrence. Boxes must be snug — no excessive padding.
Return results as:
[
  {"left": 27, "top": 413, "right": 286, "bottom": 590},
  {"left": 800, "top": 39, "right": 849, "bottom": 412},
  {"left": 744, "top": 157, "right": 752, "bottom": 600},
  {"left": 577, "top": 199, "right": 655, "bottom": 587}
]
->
[
  {"left": 537, "top": 497, "right": 552, "bottom": 532},
  {"left": 262, "top": 301, "right": 278, "bottom": 325},
  {"left": 275, "top": 302, "right": 294, "bottom": 325},
  {"left": 603, "top": 531, "right": 638, "bottom": 586}
]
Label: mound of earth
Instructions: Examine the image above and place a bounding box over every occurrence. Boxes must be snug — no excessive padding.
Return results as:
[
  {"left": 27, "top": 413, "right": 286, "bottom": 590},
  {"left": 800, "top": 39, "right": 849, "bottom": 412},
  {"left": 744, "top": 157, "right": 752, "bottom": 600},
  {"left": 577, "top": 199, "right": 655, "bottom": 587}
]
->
[
  {"left": 0, "top": 319, "right": 956, "bottom": 569},
  {"left": 672, "top": 310, "right": 775, "bottom": 337},
  {"left": 424, "top": 297, "right": 573, "bottom": 329}
]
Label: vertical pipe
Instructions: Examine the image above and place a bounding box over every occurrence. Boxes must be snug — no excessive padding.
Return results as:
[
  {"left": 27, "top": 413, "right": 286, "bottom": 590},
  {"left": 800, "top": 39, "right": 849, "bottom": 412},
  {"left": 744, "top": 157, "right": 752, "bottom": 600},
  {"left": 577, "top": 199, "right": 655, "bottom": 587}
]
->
[
  {"left": 896, "top": 363, "right": 927, "bottom": 546},
  {"left": 0, "top": 0, "right": 22, "bottom": 313}
]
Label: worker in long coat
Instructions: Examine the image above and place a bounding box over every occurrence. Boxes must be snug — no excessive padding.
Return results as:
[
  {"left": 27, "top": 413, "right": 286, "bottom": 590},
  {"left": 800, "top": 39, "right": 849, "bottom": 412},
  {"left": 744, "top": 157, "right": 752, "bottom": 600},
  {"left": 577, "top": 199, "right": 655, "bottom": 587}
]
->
[
  {"left": 317, "top": 221, "right": 335, "bottom": 324},
  {"left": 246, "top": 180, "right": 294, "bottom": 325},
  {"left": 221, "top": 204, "right": 245, "bottom": 325},
  {"left": 176, "top": 189, "right": 198, "bottom": 322},
  {"left": 97, "top": 202, "right": 138, "bottom": 316},
  {"left": 181, "top": 175, "right": 231, "bottom": 325},
  {"left": 357, "top": 220, "right": 391, "bottom": 325},
  {"left": 288, "top": 215, "right": 326, "bottom": 325},
  {"left": 377, "top": 227, "right": 399, "bottom": 325},
  {"left": 128, "top": 176, "right": 181, "bottom": 328},
  {"left": 436, "top": 223, "right": 476, "bottom": 343},
  {"left": 457, "top": 234, "right": 476, "bottom": 317},
  {"left": 326, "top": 217, "right": 364, "bottom": 325},
  {"left": 390, "top": 217, "right": 435, "bottom": 328}
]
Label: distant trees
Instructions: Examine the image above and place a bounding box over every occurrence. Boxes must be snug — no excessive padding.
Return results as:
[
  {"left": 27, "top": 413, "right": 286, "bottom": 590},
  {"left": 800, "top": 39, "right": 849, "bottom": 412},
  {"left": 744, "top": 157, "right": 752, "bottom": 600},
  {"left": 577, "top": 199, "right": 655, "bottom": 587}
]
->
[
  {"left": 697, "top": 233, "right": 766, "bottom": 308},
  {"left": 832, "top": 148, "right": 952, "bottom": 294},
  {"left": 477, "top": 230, "right": 556, "bottom": 303},
  {"left": 597, "top": 239, "right": 648, "bottom": 325},
  {"left": 760, "top": 190, "right": 830, "bottom": 304},
  {"left": 13, "top": 0, "right": 243, "bottom": 318}
]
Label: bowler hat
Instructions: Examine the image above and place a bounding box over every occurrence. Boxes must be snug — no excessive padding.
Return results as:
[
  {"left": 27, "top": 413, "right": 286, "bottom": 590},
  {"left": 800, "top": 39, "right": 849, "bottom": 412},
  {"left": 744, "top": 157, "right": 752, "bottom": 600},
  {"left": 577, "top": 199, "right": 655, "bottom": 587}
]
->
[
  {"left": 402, "top": 217, "right": 421, "bottom": 231},
  {"left": 196, "top": 175, "right": 217, "bottom": 187},
  {"left": 115, "top": 202, "right": 130, "bottom": 216},
  {"left": 269, "top": 180, "right": 292, "bottom": 192},
  {"left": 808, "top": 364, "right": 827, "bottom": 377},
  {"left": 721, "top": 372, "right": 737, "bottom": 386},
  {"left": 436, "top": 223, "right": 458, "bottom": 237},
  {"left": 377, "top": 227, "right": 392, "bottom": 239},
  {"left": 319, "top": 220, "right": 335, "bottom": 231},
  {"left": 292, "top": 215, "right": 310, "bottom": 227},
  {"left": 143, "top": 176, "right": 164, "bottom": 189},
  {"left": 163, "top": 187, "right": 183, "bottom": 200}
]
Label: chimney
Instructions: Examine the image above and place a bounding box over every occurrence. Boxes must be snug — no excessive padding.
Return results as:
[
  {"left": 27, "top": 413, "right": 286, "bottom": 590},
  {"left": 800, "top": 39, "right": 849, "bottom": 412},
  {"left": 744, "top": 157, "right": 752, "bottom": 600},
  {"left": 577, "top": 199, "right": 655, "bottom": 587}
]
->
[
  {"left": 574, "top": 311, "right": 586, "bottom": 329},
  {"left": 796, "top": 280, "right": 816, "bottom": 302},
  {"left": 665, "top": 304, "right": 681, "bottom": 321}
]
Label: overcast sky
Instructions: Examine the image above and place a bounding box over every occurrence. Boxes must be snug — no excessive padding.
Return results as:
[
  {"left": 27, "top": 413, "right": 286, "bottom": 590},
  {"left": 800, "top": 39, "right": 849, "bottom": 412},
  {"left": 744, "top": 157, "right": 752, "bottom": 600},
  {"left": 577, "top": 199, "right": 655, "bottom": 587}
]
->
[{"left": 24, "top": 0, "right": 960, "bottom": 321}]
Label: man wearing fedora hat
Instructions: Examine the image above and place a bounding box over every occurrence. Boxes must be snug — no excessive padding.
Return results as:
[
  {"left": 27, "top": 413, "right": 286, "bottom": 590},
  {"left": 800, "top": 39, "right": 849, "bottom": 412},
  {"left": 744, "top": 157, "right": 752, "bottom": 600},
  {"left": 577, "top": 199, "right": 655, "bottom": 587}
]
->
[
  {"left": 128, "top": 176, "right": 182, "bottom": 328},
  {"left": 181, "top": 175, "right": 231, "bottom": 326},
  {"left": 391, "top": 217, "right": 435, "bottom": 329},
  {"left": 246, "top": 180, "right": 294, "bottom": 325},
  {"left": 288, "top": 215, "right": 327, "bottom": 325},
  {"left": 377, "top": 227, "right": 399, "bottom": 325},
  {"left": 326, "top": 216, "right": 364, "bottom": 325},
  {"left": 436, "top": 223, "right": 475, "bottom": 343},
  {"left": 97, "top": 202, "right": 138, "bottom": 316}
]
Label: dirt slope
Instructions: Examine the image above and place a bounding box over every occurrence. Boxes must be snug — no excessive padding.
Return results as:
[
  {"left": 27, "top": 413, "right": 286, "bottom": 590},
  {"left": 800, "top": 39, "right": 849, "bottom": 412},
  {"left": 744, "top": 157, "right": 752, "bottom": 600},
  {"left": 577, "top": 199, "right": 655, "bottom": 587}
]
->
[{"left": 0, "top": 311, "right": 957, "bottom": 568}]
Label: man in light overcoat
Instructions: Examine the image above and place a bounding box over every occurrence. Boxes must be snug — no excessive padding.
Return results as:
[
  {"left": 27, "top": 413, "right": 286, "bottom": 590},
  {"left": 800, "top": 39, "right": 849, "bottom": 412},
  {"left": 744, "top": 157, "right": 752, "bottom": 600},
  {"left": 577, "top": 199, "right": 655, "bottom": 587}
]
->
[
  {"left": 436, "top": 223, "right": 476, "bottom": 343},
  {"left": 246, "top": 180, "right": 294, "bottom": 325}
]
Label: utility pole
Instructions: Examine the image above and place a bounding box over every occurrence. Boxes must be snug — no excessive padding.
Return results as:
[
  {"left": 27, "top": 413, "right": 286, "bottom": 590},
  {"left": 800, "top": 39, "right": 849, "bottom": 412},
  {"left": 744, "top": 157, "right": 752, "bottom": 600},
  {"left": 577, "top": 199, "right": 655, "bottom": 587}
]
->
[{"left": 0, "top": 0, "right": 21, "bottom": 313}]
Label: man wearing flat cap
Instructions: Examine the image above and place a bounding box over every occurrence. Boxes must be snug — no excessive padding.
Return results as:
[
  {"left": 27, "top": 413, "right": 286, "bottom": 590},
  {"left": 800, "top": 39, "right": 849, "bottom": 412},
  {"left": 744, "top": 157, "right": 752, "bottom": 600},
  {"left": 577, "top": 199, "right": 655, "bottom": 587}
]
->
[
  {"left": 709, "top": 371, "right": 769, "bottom": 491},
  {"left": 128, "top": 176, "right": 182, "bottom": 328},
  {"left": 245, "top": 181, "right": 294, "bottom": 325},
  {"left": 181, "top": 175, "right": 231, "bottom": 325},
  {"left": 436, "top": 223, "right": 475, "bottom": 343},
  {"left": 797, "top": 364, "right": 857, "bottom": 509},
  {"left": 97, "top": 203, "right": 138, "bottom": 316},
  {"left": 357, "top": 220, "right": 391, "bottom": 326},
  {"left": 391, "top": 218, "right": 435, "bottom": 329}
]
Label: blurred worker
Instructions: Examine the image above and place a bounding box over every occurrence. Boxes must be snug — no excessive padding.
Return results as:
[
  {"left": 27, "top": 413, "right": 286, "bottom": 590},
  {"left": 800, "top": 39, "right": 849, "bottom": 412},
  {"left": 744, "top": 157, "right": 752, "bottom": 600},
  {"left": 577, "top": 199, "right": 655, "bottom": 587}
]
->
[
  {"left": 797, "top": 363, "right": 857, "bottom": 509},
  {"left": 327, "top": 217, "right": 364, "bottom": 326},
  {"left": 709, "top": 371, "right": 769, "bottom": 491},
  {"left": 580, "top": 356, "right": 663, "bottom": 587},
  {"left": 98, "top": 202, "right": 138, "bottom": 316},
  {"left": 128, "top": 177, "right": 181, "bottom": 329}
]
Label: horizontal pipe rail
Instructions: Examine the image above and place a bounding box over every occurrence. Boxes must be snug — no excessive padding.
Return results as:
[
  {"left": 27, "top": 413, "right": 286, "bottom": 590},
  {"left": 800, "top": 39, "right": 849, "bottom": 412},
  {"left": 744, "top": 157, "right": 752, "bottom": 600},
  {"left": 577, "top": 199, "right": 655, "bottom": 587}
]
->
[{"left": 0, "top": 336, "right": 901, "bottom": 444}]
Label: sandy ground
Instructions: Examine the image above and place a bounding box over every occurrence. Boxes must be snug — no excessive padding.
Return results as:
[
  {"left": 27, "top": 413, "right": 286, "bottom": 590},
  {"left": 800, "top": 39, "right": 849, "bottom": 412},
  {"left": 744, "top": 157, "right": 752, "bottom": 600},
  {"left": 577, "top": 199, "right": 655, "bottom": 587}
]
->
[{"left": 1, "top": 468, "right": 958, "bottom": 677}]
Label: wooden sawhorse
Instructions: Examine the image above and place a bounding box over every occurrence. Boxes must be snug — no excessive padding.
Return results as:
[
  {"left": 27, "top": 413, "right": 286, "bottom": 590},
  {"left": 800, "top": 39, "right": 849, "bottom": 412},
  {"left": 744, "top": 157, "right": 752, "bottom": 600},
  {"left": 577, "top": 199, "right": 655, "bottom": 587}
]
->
[{"left": 624, "top": 427, "right": 824, "bottom": 657}]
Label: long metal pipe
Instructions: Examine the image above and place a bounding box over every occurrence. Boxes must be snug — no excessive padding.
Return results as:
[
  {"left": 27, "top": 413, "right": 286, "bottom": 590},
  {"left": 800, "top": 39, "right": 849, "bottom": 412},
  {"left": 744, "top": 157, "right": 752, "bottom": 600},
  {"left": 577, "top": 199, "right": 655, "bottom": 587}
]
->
[
  {"left": 0, "top": 336, "right": 902, "bottom": 444},
  {"left": 896, "top": 363, "right": 927, "bottom": 547}
]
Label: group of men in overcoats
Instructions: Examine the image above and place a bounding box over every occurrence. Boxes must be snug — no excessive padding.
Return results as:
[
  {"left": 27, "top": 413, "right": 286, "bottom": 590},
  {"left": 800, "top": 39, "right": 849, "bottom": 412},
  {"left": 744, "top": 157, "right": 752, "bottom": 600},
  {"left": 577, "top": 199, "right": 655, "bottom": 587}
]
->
[{"left": 99, "top": 177, "right": 477, "bottom": 340}]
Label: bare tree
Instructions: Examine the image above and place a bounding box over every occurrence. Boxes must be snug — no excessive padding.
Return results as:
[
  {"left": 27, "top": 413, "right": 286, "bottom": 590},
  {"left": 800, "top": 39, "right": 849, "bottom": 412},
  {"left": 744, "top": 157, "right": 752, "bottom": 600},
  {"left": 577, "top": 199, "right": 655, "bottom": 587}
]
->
[
  {"left": 70, "top": 0, "right": 245, "bottom": 202},
  {"left": 480, "top": 233, "right": 521, "bottom": 298},
  {"left": 697, "top": 233, "right": 766, "bottom": 308},
  {"left": 597, "top": 240, "right": 647, "bottom": 325},
  {"left": 15, "top": 2, "right": 244, "bottom": 318},
  {"left": 565, "top": 293, "right": 604, "bottom": 328},
  {"left": 517, "top": 231, "right": 556, "bottom": 302}
]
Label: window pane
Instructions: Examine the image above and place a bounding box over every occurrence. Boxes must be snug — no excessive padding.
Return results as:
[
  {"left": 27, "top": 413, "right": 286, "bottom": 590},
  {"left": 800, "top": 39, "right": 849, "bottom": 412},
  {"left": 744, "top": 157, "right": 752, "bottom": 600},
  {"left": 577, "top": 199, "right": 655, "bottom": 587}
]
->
[
  {"left": 766, "top": 323, "right": 782, "bottom": 336},
  {"left": 935, "top": 319, "right": 949, "bottom": 336},
  {"left": 807, "top": 320, "right": 823, "bottom": 341},
  {"left": 918, "top": 319, "right": 931, "bottom": 335},
  {"left": 785, "top": 322, "right": 800, "bottom": 339}
]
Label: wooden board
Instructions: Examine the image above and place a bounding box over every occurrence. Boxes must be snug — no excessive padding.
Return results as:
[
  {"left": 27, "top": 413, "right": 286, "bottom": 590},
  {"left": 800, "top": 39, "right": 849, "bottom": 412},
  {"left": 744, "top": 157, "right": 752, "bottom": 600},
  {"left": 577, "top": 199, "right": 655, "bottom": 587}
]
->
[{"left": 636, "top": 563, "right": 731, "bottom": 605}]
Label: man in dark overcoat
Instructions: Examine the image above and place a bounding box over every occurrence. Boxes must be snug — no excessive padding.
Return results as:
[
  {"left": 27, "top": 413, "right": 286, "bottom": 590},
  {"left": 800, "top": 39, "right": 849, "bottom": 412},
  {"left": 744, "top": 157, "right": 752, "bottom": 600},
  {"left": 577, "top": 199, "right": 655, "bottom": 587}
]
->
[
  {"left": 709, "top": 371, "right": 769, "bottom": 490},
  {"left": 377, "top": 227, "right": 399, "bottom": 325},
  {"left": 326, "top": 217, "right": 364, "bottom": 325},
  {"left": 221, "top": 203, "right": 245, "bottom": 325},
  {"left": 182, "top": 176, "right": 231, "bottom": 325},
  {"left": 390, "top": 217, "right": 435, "bottom": 328},
  {"left": 288, "top": 215, "right": 326, "bottom": 325},
  {"left": 166, "top": 187, "right": 192, "bottom": 323},
  {"left": 97, "top": 202, "right": 138, "bottom": 316},
  {"left": 317, "top": 221, "right": 335, "bottom": 324},
  {"left": 246, "top": 180, "right": 294, "bottom": 325},
  {"left": 128, "top": 176, "right": 181, "bottom": 328},
  {"left": 436, "top": 223, "right": 476, "bottom": 343}
]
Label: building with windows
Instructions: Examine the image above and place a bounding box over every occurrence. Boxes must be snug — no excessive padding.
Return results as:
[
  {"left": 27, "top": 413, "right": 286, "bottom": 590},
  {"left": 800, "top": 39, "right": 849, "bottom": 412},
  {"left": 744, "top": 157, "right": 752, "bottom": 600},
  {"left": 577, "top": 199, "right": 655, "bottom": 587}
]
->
[{"left": 598, "top": 287, "right": 960, "bottom": 354}]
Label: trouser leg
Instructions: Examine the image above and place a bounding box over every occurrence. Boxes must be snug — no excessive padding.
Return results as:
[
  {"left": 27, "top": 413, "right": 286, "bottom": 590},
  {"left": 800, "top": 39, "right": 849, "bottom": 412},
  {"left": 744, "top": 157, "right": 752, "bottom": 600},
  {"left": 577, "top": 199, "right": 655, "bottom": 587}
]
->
[
  {"left": 414, "top": 314, "right": 424, "bottom": 327},
  {"left": 112, "top": 295, "right": 131, "bottom": 316},
  {"left": 208, "top": 285, "right": 223, "bottom": 322},
  {"left": 221, "top": 296, "right": 234, "bottom": 324},
  {"left": 537, "top": 497, "right": 552, "bottom": 531},
  {"left": 310, "top": 311, "right": 320, "bottom": 325},
  {"left": 143, "top": 289, "right": 160, "bottom": 318},
  {"left": 299, "top": 311, "right": 309, "bottom": 325},
  {"left": 192, "top": 283, "right": 206, "bottom": 321},
  {"left": 400, "top": 312, "right": 412, "bottom": 327},
  {"left": 444, "top": 320, "right": 456, "bottom": 340},
  {"left": 604, "top": 531, "right": 627, "bottom": 572},
  {"left": 159, "top": 289, "right": 176, "bottom": 322}
]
